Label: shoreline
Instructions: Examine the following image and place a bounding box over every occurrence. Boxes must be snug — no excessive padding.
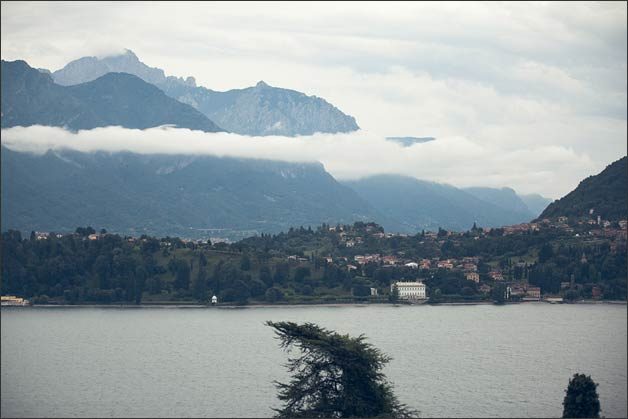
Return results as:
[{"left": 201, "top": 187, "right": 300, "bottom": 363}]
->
[{"left": 2, "top": 299, "right": 625, "bottom": 309}]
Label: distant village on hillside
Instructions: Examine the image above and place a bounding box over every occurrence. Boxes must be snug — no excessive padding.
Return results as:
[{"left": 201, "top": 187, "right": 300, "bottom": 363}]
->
[{"left": 12, "top": 208, "right": 626, "bottom": 306}]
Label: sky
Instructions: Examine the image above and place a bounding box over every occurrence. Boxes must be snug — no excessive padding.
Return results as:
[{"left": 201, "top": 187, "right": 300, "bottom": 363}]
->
[{"left": 1, "top": 1, "right": 627, "bottom": 198}]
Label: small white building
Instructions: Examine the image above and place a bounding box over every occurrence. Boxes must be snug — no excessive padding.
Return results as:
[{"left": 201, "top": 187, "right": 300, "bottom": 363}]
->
[
  {"left": 391, "top": 281, "right": 426, "bottom": 300},
  {"left": 211, "top": 295, "right": 218, "bottom": 305}
]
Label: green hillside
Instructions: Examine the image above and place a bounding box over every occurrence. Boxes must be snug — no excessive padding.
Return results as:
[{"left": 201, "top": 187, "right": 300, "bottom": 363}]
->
[{"left": 538, "top": 157, "right": 627, "bottom": 221}]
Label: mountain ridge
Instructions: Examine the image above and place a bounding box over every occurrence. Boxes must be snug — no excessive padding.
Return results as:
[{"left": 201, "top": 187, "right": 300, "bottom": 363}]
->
[
  {"left": 1, "top": 146, "right": 395, "bottom": 240},
  {"left": 537, "top": 156, "right": 627, "bottom": 221},
  {"left": 343, "top": 175, "right": 536, "bottom": 232},
  {"left": 51, "top": 49, "right": 360, "bottom": 136},
  {"left": 1, "top": 59, "right": 223, "bottom": 132},
  {"left": 462, "top": 186, "right": 534, "bottom": 219}
]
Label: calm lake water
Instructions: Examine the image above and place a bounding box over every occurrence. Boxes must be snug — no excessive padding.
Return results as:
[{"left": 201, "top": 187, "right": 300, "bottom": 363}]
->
[{"left": 1, "top": 303, "right": 626, "bottom": 418}]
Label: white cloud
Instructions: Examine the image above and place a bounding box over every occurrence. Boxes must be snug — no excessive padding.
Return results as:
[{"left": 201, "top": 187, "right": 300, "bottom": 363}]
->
[
  {"left": 1, "top": 1, "right": 626, "bottom": 199},
  {"left": 1, "top": 125, "right": 600, "bottom": 198}
]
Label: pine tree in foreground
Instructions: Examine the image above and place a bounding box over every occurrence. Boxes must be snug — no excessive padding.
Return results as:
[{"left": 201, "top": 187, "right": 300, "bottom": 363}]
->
[{"left": 267, "top": 321, "right": 418, "bottom": 418}]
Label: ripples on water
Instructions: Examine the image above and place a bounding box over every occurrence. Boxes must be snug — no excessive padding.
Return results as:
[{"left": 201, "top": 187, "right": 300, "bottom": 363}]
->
[{"left": 1, "top": 304, "right": 626, "bottom": 418}]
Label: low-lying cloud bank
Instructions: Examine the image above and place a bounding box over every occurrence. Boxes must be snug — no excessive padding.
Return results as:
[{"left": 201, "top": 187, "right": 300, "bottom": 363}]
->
[{"left": 1, "top": 125, "right": 599, "bottom": 198}]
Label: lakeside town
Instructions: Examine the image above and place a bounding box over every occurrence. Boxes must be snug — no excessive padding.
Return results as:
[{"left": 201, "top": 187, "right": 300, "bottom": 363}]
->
[{"left": 3, "top": 209, "right": 626, "bottom": 307}]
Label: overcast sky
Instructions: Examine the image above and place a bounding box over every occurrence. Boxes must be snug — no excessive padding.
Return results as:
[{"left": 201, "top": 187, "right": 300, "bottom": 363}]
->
[{"left": 1, "top": 1, "right": 626, "bottom": 198}]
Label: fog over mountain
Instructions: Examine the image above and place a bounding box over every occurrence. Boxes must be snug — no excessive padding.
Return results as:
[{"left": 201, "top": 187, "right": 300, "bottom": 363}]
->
[
  {"left": 2, "top": 123, "right": 561, "bottom": 237},
  {"left": 1, "top": 125, "right": 594, "bottom": 199},
  {"left": 3, "top": 3, "right": 625, "bottom": 198}
]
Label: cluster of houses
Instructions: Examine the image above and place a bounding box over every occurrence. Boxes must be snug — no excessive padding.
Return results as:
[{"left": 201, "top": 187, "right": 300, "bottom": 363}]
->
[
  {"left": 33, "top": 231, "right": 105, "bottom": 241},
  {"left": 33, "top": 231, "right": 64, "bottom": 240},
  {"left": 384, "top": 279, "right": 543, "bottom": 303},
  {"left": 348, "top": 254, "right": 484, "bottom": 281},
  {"left": 1, "top": 295, "right": 31, "bottom": 306},
  {"left": 316, "top": 218, "right": 628, "bottom": 302}
]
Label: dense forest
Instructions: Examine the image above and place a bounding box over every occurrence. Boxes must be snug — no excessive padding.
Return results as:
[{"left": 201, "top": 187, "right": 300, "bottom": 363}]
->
[{"left": 1, "top": 220, "right": 626, "bottom": 305}]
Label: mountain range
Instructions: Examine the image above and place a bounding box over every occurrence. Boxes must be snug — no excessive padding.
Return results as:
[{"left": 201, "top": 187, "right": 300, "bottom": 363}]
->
[
  {"left": 50, "top": 50, "right": 359, "bottom": 136},
  {"left": 462, "top": 187, "right": 535, "bottom": 219},
  {"left": 343, "top": 175, "right": 536, "bottom": 233},
  {"left": 538, "top": 156, "right": 627, "bottom": 221},
  {"left": 1, "top": 52, "right": 561, "bottom": 239},
  {"left": 1, "top": 60, "right": 223, "bottom": 132},
  {"left": 2, "top": 146, "right": 547, "bottom": 239},
  {"left": 1, "top": 146, "right": 392, "bottom": 240}
]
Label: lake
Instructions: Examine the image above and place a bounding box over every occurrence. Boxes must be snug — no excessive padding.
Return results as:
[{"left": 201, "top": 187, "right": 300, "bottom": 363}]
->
[{"left": 1, "top": 303, "right": 626, "bottom": 418}]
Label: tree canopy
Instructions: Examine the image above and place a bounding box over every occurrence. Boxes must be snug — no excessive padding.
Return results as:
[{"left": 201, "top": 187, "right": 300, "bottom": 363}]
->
[
  {"left": 562, "top": 373, "right": 601, "bottom": 418},
  {"left": 266, "top": 321, "right": 417, "bottom": 418}
]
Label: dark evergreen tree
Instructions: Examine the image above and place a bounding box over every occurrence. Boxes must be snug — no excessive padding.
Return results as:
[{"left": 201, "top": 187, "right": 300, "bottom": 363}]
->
[
  {"left": 267, "top": 321, "right": 416, "bottom": 418},
  {"left": 240, "top": 254, "right": 252, "bottom": 271},
  {"left": 193, "top": 267, "right": 208, "bottom": 302},
  {"left": 562, "top": 374, "right": 600, "bottom": 418},
  {"left": 265, "top": 287, "right": 284, "bottom": 303},
  {"left": 491, "top": 283, "right": 506, "bottom": 304}
]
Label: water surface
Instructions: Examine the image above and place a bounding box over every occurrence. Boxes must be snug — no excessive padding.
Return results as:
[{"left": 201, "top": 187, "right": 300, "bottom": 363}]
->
[{"left": 2, "top": 304, "right": 626, "bottom": 418}]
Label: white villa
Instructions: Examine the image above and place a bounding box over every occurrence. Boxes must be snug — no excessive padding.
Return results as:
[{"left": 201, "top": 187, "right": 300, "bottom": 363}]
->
[{"left": 391, "top": 281, "right": 427, "bottom": 300}]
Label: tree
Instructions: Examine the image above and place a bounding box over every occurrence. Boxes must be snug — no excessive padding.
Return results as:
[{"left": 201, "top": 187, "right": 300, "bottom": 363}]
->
[
  {"left": 172, "top": 260, "right": 191, "bottom": 290},
  {"left": 563, "top": 289, "right": 580, "bottom": 302},
  {"left": 293, "top": 267, "right": 311, "bottom": 283},
  {"left": 134, "top": 266, "right": 147, "bottom": 304},
  {"left": 240, "top": 254, "right": 252, "bottom": 271},
  {"left": 562, "top": 373, "right": 600, "bottom": 418},
  {"left": 260, "top": 265, "right": 273, "bottom": 287},
  {"left": 222, "top": 279, "right": 251, "bottom": 304},
  {"left": 491, "top": 283, "right": 506, "bottom": 304},
  {"left": 75, "top": 226, "right": 96, "bottom": 237},
  {"left": 538, "top": 243, "right": 554, "bottom": 264},
  {"left": 266, "top": 321, "right": 416, "bottom": 418},
  {"left": 389, "top": 284, "right": 399, "bottom": 303},
  {"left": 274, "top": 263, "right": 290, "bottom": 285},
  {"left": 249, "top": 278, "right": 267, "bottom": 298},
  {"left": 193, "top": 267, "right": 208, "bottom": 302},
  {"left": 265, "top": 287, "right": 284, "bottom": 303}
]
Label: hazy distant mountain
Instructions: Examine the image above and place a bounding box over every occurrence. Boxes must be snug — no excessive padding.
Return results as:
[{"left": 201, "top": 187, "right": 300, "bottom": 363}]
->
[
  {"left": 343, "top": 175, "right": 535, "bottom": 232},
  {"left": 519, "top": 193, "right": 552, "bottom": 217},
  {"left": 51, "top": 49, "right": 360, "bottom": 136},
  {"left": 51, "top": 50, "right": 171, "bottom": 87},
  {"left": 538, "top": 156, "right": 627, "bottom": 221},
  {"left": 463, "top": 187, "right": 534, "bottom": 219},
  {"left": 1, "top": 147, "right": 387, "bottom": 240},
  {"left": 1, "top": 60, "right": 222, "bottom": 132},
  {"left": 161, "top": 80, "right": 360, "bottom": 136}
]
